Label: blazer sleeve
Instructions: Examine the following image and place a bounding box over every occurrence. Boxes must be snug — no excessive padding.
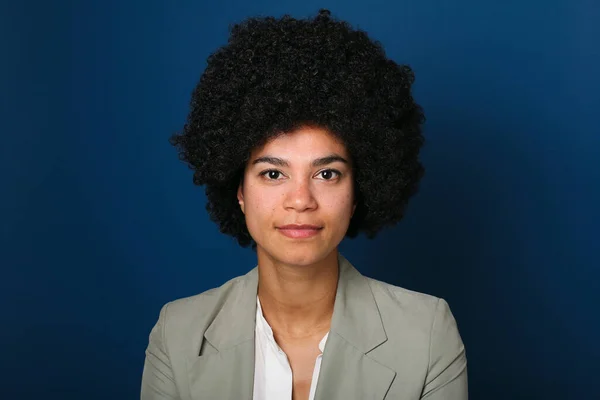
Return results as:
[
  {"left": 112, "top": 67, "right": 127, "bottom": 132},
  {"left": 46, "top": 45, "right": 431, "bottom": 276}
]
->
[
  {"left": 141, "top": 303, "right": 180, "bottom": 400},
  {"left": 421, "top": 298, "right": 468, "bottom": 399}
]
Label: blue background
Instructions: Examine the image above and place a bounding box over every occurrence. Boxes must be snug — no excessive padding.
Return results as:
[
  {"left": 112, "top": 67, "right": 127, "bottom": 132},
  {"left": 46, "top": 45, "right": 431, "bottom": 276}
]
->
[{"left": 2, "top": 0, "right": 599, "bottom": 398}]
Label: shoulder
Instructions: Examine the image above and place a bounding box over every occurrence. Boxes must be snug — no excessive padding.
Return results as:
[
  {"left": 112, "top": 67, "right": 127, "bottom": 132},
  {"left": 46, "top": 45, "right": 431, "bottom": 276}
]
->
[
  {"left": 156, "top": 271, "right": 251, "bottom": 335},
  {"left": 350, "top": 275, "right": 466, "bottom": 396},
  {"left": 366, "top": 276, "right": 442, "bottom": 320},
  {"left": 365, "top": 276, "right": 460, "bottom": 346},
  {"left": 362, "top": 276, "right": 465, "bottom": 383}
]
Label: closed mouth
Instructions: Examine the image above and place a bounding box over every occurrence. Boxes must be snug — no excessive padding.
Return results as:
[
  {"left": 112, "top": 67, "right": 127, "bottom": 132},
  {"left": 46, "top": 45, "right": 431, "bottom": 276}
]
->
[{"left": 276, "top": 225, "right": 323, "bottom": 238}]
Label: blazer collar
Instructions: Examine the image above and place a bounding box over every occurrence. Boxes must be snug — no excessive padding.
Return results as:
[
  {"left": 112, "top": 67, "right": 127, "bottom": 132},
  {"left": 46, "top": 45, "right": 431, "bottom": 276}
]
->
[
  {"left": 331, "top": 253, "right": 388, "bottom": 353},
  {"left": 204, "top": 265, "right": 259, "bottom": 350},
  {"left": 203, "top": 252, "right": 387, "bottom": 353}
]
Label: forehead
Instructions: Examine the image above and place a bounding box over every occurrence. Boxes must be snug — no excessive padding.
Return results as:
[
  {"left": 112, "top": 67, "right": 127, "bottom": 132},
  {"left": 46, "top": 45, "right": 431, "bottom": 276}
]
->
[{"left": 251, "top": 126, "right": 348, "bottom": 158}]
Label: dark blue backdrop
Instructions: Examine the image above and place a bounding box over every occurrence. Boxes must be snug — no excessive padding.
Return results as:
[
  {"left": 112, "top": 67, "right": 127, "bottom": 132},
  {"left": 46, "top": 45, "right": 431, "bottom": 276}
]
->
[{"left": 3, "top": 0, "right": 599, "bottom": 399}]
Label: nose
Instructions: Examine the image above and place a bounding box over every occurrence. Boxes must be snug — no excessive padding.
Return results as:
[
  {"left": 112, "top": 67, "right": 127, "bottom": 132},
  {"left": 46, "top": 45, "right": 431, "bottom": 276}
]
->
[{"left": 283, "top": 178, "right": 318, "bottom": 212}]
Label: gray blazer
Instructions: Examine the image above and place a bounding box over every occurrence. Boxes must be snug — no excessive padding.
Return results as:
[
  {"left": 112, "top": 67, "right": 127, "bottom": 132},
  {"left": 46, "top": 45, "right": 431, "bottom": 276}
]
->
[{"left": 141, "top": 254, "right": 467, "bottom": 399}]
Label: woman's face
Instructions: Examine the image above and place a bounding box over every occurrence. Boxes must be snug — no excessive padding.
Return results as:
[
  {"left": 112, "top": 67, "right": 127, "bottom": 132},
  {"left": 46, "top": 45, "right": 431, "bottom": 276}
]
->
[{"left": 237, "top": 126, "right": 356, "bottom": 267}]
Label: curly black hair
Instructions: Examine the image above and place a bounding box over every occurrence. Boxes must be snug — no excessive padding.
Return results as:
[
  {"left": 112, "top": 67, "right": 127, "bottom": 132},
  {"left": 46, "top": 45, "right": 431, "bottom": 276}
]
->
[{"left": 170, "top": 9, "right": 425, "bottom": 248}]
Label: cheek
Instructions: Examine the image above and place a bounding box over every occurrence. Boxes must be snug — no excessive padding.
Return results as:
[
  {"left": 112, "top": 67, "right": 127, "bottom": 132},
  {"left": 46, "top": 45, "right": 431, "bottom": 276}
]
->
[
  {"left": 244, "top": 184, "right": 279, "bottom": 220},
  {"left": 320, "top": 188, "right": 355, "bottom": 217}
]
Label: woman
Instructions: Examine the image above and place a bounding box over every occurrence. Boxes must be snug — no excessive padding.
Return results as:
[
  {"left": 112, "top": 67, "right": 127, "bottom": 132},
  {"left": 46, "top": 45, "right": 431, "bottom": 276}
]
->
[{"left": 141, "top": 9, "right": 467, "bottom": 400}]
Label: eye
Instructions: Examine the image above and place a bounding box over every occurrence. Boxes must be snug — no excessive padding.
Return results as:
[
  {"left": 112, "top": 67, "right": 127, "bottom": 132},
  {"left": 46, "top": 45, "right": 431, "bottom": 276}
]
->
[
  {"left": 316, "top": 169, "right": 341, "bottom": 180},
  {"left": 259, "top": 169, "right": 285, "bottom": 180}
]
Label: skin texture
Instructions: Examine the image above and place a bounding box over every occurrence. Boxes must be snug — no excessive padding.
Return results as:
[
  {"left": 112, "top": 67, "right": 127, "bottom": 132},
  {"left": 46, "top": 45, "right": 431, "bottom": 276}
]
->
[{"left": 237, "top": 126, "right": 356, "bottom": 269}]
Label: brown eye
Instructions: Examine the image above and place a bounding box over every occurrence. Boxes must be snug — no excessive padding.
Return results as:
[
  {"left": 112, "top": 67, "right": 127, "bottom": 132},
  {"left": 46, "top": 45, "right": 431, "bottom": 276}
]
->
[
  {"left": 268, "top": 170, "right": 281, "bottom": 180},
  {"left": 317, "top": 169, "right": 341, "bottom": 180},
  {"left": 260, "top": 169, "right": 284, "bottom": 180}
]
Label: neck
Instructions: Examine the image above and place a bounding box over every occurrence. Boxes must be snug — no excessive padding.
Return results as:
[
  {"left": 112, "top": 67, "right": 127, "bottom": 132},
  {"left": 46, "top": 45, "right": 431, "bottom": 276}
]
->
[{"left": 256, "top": 249, "right": 339, "bottom": 338}]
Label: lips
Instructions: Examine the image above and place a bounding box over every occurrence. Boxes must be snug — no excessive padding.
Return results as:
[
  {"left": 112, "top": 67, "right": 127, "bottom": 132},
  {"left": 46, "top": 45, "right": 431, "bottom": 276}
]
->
[{"left": 277, "top": 224, "right": 323, "bottom": 239}]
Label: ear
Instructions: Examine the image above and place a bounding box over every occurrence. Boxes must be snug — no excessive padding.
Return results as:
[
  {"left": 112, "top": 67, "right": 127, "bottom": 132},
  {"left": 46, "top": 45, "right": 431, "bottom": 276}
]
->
[{"left": 237, "top": 181, "right": 245, "bottom": 214}]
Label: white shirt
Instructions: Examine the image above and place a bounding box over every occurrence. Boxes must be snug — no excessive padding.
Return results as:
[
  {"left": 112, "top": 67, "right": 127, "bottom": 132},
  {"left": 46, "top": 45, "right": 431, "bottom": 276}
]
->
[{"left": 253, "top": 296, "right": 329, "bottom": 400}]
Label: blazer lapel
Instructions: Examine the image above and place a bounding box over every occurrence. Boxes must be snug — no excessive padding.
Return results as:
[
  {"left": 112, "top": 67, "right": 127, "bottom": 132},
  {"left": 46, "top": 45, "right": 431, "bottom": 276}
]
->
[
  {"left": 314, "top": 254, "right": 396, "bottom": 400},
  {"left": 187, "top": 267, "right": 259, "bottom": 400}
]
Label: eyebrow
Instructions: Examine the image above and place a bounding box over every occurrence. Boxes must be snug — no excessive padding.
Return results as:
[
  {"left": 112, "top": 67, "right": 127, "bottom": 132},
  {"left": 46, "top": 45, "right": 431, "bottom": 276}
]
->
[{"left": 252, "top": 154, "right": 349, "bottom": 168}]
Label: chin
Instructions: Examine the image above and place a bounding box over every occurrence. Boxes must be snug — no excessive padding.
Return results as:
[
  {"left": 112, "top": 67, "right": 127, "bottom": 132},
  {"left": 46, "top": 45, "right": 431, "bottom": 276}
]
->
[
  {"left": 261, "top": 244, "right": 331, "bottom": 267},
  {"left": 279, "top": 250, "right": 323, "bottom": 267}
]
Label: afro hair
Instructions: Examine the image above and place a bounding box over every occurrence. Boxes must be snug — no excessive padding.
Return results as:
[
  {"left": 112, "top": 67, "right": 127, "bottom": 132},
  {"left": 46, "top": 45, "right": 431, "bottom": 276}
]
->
[{"left": 170, "top": 9, "right": 425, "bottom": 248}]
